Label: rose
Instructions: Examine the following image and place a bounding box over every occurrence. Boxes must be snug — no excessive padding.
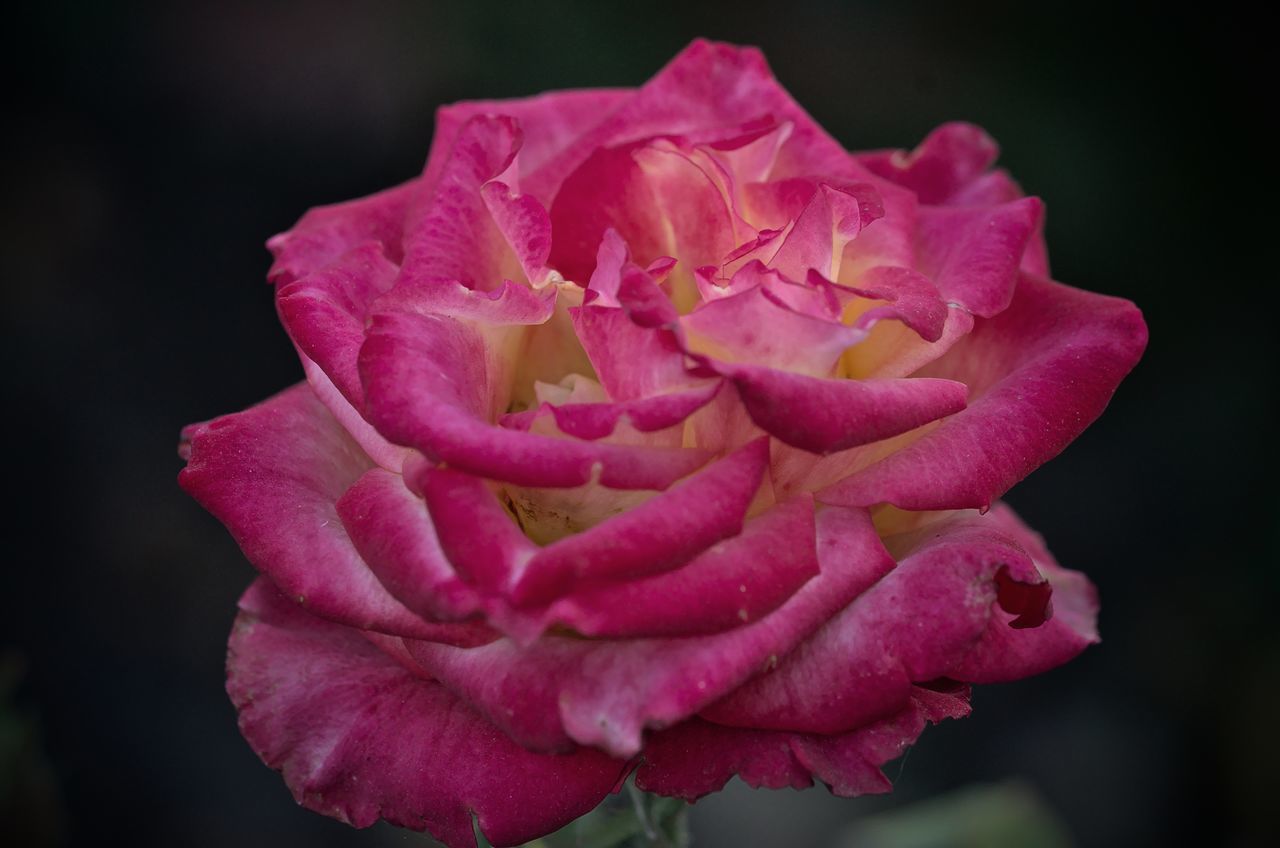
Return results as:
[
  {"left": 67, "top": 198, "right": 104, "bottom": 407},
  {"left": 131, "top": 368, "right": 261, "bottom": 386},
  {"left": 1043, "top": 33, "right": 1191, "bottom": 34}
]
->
[{"left": 179, "top": 38, "right": 1146, "bottom": 848}]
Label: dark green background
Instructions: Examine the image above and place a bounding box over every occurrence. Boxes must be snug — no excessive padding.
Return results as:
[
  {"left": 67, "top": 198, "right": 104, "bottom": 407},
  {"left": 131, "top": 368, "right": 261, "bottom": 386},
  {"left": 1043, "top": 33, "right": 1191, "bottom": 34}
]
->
[{"left": 3, "top": 2, "right": 1273, "bottom": 845}]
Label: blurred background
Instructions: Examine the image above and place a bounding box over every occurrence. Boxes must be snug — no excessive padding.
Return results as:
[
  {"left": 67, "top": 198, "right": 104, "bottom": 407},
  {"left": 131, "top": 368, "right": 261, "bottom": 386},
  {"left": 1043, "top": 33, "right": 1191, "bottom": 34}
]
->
[{"left": 2, "top": 1, "right": 1273, "bottom": 846}]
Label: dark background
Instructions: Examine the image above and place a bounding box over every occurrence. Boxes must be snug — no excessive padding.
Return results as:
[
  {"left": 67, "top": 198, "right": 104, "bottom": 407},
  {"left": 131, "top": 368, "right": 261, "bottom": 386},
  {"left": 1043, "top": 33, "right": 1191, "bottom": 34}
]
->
[{"left": 3, "top": 2, "right": 1274, "bottom": 846}]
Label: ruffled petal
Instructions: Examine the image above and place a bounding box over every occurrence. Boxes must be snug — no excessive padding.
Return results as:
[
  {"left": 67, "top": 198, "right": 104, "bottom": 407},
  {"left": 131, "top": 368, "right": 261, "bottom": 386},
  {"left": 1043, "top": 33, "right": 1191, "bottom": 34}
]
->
[
  {"left": 400, "top": 115, "right": 540, "bottom": 292},
  {"left": 535, "top": 495, "right": 819, "bottom": 638},
  {"left": 682, "top": 284, "right": 863, "bottom": 377},
  {"left": 856, "top": 122, "right": 1000, "bottom": 206},
  {"left": 636, "top": 684, "right": 970, "bottom": 800},
  {"left": 178, "top": 384, "right": 453, "bottom": 639},
  {"left": 425, "top": 89, "right": 632, "bottom": 203},
  {"left": 359, "top": 310, "right": 713, "bottom": 489},
  {"left": 914, "top": 197, "right": 1042, "bottom": 318},
  {"left": 948, "top": 503, "right": 1100, "bottom": 682},
  {"left": 700, "top": 508, "right": 1081, "bottom": 735},
  {"left": 528, "top": 39, "right": 855, "bottom": 201},
  {"left": 405, "top": 504, "right": 893, "bottom": 756},
  {"left": 336, "top": 468, "right": 488, "bottom": 626},
  {"left": 266, "top": 180, "right": 416, "bottom": 285},
  {"left": 276, "top": 243, "right": 399, "bottom": 409},
  {"left": 227, "top": 579, "right": 626, "bottom": 848},
  {"left": 820, "top": 272, "right": 1148, "bottom": 511},
  {"left": 501, "top": 381, "right": 723, "bottom": 440},
  {"left": 571, "top": 303, "right": 707, "bottom": 402}
]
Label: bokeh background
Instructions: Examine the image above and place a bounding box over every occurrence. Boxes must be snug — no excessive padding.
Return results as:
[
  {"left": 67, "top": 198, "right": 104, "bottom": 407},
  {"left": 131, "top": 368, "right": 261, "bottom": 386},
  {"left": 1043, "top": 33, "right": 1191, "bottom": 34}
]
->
[{"left": 3, "top": 2, "right": 1274, "bottom": 846}]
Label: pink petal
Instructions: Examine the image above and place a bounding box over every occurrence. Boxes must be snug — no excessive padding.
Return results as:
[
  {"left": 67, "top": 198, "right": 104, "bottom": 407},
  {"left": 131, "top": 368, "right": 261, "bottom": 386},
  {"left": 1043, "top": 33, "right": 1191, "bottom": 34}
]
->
[
  {"left": 178, "top": 384, "right": 450, "bottom": 639},
  {"left": 721, "top": 364, "right": 968, "bottom": 455},
  {"left": 538, "top": 495, "right": 820, "bottom": 637},
  {"left": 336, "top": 468, "right": 488, "bottom": 625},
  {"left": 915, "top": 197, "right": 1043, "bottom": 318},
  {"left": 571, "top": 304, "right": 706, "bottom": 402},
  {"left": 359, "top": 310, "right": 713, "bottom": 489},
  {"left": 505, "top": 437, "right": 772, "bottom": 606},
  {"left": 406, "top": 504, "right": 893, "bottom": 757},
  {"left": 820, "top": 272, "right": 1148, "bottom": 511},
  {"left": 682, "top": 284, "right": 863, "bottom": 377},
  {"left": 424, "top": 88, "right": 632, "bottom": 202},
  {"left": 374, "top": 274, "right": 558, "bottom": 325},
  {"left": 767, "top": 183, "right": 883, "bottom": 281},
  {"left": 636, "top": 684, "right": 971, "bottom": 800},
  {"left": 266, "top": 179, "right": 416, "bottom": 285},
  {"left": 839, "top": 265, "right": 948, "bottom": 343},
  {"left": 948, "top": 502, "right": 1101, "bottom": 682},
  {"left": 527, "top": 39, "right": 855, "bottom": 202},
  {"left": 275, "top": 243, "right": 399, "bottom": 409},
  {"left": 700, "top": 509, "right": 1082, "bottom": 735},
  {"left": 417, "top": 467, "right": 537, "bottom": 596},
  {"left": 400, "top": 115, "right": 539, "bottom": 292},
  {"left": 856, "top": 122, "right": 1000, "bottom": 206},
  {"left": 501, "top": 381, "right": 723, "bottom": 440},
  {"left": 228, "top": 578, "right": 626, "bottom": 848}
]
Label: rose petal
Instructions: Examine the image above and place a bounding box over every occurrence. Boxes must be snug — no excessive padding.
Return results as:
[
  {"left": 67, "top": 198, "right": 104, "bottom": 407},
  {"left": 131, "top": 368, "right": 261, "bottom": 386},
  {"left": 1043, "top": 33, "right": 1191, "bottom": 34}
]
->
[
  {"left": 636, "top": 685, "right": 971, "bottom": 801},
  {"left": 819, "top": 272, "right": 1148, "bottom": 511},
  {"left": 178, "top": 384, "right": 451, "bottom": 639},
  {"left": 528, "top": 39, "right": 855, "bottom": 201},
  {"left": 266, "top": 180, "right": 416, "bottom": 285},
  {"left": 406, "top": 504, "right": 893, "bottom": 756},
  {"left": 682, "top": 284, "right": 864, "bottom": 377},
  {"left": 700, "top": 508, "right": 1079, "bottom": 735},
  {"left": 856, "top": 122, "right": 1000, "bottom": 206},
  {"left": 400, "top": 115, "right": 539, "bottom": 292},
  {"left": 767, "top": 183, "right": 883, "bottom": 282},
  {"left": 536, "top": 495, "right": 820, "bottom": 638},
  {"left": 336, "top": 468, "right": 488, "bottom": 626},
  {"left": 720, "top": 364, "right": 969, "bottom": 455},
  {"left": 948, "top": 502, "right": 1101, "bottom": 682},
  {"left": 228, "top": 578, "right": 626, "bottom": 848},
  {"left": 275, "top": 243, "right": 399, "bottom": 409},
  {"left": 425, "top": 89, "right": 632, "bottom": 202},
  {"left": 417, "top": 438, "right": 770, "bottom": 609},
  {"left": 571, "top": 304, "right": 706, "bottom": 402},
  {"left": 915, "top": 196, "right": 1043, "bottom": 318},
  {"left": 359, "top": 310, "right": 713, "bottom": 489},
  {"left": 500, "top": 381, "right": 723, "bottom": 440}
]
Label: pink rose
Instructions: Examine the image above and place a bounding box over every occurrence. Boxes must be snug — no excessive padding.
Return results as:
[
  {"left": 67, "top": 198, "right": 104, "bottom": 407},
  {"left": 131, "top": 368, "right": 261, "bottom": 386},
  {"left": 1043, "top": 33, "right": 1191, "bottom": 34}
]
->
[{"left": 179, "top": 39, "right": 1146, "bottom": 848}]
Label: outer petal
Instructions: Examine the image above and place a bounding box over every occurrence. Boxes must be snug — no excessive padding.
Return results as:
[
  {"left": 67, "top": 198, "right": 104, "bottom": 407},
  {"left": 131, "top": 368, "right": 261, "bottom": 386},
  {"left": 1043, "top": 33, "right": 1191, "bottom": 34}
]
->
[
  {"left": 636, "top": 685, "right": 970, "bottom": 801},
  {"left": 914, "top": 197, "right": 1042, "bottom": 318},
  {"left": 820, "top": 272, "right": 1148, "bottom": 511},
  {"left": 399, "top": 115, "right": 540, "bottom": 292},
  {"left": 424, "top": 88, "right": 632, "bottom": 202},
  {"left": 405, "top": 505, "right": 894, "bottom": 757},
  {"left": 266, "top": 179, "right": 416, "bottom": 285},
  {"left": 700, "top": 509, "right": 1081, "bottom": 735},
  {"left": 275, "top": 243, "right": 399, "bottom": 409},
  {"left": 856, "top": 122, "right": 1000, "bottom": 206},
  {"left": 228, "top": 579, "right": 626, "bottom": 848},
  {"left": 178, "top": 384, "right": 452, "bottom": 639},
  {"left": 948, "top": 502, "right": 1101, "bottom": 682}
]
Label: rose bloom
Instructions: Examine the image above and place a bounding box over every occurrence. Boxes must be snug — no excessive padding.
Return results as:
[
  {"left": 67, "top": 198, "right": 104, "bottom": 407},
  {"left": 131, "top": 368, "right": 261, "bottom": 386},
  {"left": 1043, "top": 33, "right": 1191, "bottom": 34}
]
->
[{"left": 179, "top": 39, "right": 1146, "bottom": 848}]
